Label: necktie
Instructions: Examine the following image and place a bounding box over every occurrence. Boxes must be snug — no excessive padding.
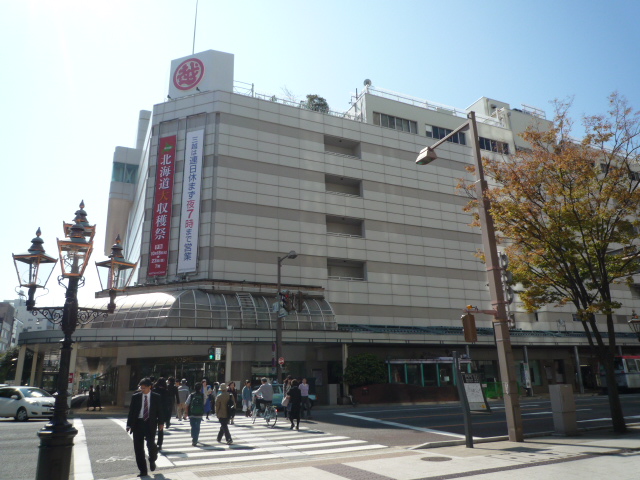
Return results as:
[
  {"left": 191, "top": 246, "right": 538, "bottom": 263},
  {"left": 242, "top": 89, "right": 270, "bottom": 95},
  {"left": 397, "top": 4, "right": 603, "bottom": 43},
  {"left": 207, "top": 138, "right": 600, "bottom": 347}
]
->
[{"left": 143, "top": 395, "right": 149, "bottom": 421}]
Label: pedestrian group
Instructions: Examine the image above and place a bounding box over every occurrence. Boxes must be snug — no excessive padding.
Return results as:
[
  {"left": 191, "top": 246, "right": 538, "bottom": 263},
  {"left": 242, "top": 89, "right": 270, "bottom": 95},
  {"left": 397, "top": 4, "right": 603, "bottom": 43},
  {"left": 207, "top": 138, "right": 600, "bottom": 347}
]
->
[{"left": 126, "top": 375, "right": 312, "bottom": 478}]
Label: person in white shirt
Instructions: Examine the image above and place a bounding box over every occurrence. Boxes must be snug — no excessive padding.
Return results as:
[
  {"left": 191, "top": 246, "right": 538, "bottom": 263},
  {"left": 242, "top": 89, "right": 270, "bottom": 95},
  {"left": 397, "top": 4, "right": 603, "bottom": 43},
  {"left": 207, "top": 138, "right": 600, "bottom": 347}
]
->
[{"left": 300, "top": 377, "right": 312, "bottom": 419}]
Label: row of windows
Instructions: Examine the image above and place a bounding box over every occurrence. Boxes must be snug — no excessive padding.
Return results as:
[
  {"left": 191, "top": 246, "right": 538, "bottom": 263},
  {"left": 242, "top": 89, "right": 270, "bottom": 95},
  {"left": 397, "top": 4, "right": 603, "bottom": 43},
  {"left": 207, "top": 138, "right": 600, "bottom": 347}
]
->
[
  {"left": 373, "top": 112, "right": 418, "bottom": 134},
  {"left": 374, "top": 111, "right": 509, "bottom": 154},
  {"left": 426, "top": 125, "right": 467, "bottom": 145},
  {"left": 479, "top": 137, "right": 509, "bottom": 154}
]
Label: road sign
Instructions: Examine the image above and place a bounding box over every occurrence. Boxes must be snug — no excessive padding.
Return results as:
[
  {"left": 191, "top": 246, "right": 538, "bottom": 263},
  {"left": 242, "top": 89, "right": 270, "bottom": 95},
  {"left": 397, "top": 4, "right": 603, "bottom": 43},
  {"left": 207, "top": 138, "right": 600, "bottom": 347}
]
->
[
  {"left": 68, "top": 373, "right": 74, "bottom": 383},
  {"left": 278, "top": 357, "right": 285, "bottom": 365}
]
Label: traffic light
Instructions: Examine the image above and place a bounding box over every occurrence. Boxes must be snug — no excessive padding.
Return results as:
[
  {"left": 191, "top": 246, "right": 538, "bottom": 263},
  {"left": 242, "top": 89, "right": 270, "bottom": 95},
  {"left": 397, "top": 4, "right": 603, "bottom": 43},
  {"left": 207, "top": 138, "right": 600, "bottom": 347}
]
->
[
  {"left": 296, "top": 291, "right": 305, "bottom": 312},
  {"left": 461, "top": 313, "right": 477, "bottom": 343},
  {"left": 282, "top": 291, "right": 294, "bottom": 312},
  {"left": 208, "top": 346, "right": 214, "bottom": 360}
]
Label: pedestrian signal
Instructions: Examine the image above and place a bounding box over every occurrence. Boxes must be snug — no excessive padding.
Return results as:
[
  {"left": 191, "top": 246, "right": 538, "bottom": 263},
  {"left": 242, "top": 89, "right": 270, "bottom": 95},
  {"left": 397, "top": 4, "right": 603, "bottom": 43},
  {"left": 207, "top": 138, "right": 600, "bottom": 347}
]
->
[{"left": 208, "top": 346, "right": 214, "bottom": 360}]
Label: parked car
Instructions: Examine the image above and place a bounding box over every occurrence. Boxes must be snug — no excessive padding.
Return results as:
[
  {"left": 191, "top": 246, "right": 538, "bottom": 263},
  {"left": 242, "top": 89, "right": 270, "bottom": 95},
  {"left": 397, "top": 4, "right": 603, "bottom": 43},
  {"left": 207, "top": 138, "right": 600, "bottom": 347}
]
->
[{"left": 0, "top": 386, "right": 55, "bottom": 421}]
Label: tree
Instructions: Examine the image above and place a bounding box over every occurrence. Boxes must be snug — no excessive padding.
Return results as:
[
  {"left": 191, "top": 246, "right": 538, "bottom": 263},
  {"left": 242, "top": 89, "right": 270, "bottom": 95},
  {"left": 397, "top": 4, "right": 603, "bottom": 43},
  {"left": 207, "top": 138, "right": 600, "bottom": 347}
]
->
[
  {"left": 305, "top": 94, "right": 330, "bottom": 114},
  {"left": 465, "top": 93, "right": 640, "bottom": 433},
  {"left": 343, "top": 353, "right": 386, "bottom": 387},
  {"left": 0, "top": 346, "right": 33, "bottom": 384}
]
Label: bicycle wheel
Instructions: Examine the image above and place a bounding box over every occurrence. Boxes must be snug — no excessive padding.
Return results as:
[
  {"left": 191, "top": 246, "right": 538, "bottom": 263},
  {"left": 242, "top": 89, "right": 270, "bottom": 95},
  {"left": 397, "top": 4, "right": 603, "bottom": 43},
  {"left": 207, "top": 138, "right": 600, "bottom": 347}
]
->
[
  {"left": 265, "top": 406, "right": 277, "bottom": 427},
  {"left": 251, "top": 405, "right": 258, "bottom": 424}
]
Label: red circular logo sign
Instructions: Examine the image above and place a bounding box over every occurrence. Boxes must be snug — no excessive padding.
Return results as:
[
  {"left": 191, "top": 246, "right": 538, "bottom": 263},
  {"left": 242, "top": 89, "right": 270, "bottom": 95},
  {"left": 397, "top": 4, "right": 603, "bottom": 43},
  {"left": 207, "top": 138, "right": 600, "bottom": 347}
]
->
[{"left": 173, "top": 58, "right": 205, "bottom": 91}]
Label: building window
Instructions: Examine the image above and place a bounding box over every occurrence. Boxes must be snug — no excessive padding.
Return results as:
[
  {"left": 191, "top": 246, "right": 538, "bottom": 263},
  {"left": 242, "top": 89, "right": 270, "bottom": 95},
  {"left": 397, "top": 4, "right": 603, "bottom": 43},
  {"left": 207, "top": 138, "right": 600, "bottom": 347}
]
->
[
  {"left": 327, "top": 258, "right": 366, "bottom": 281},
  {"left": 425, "top": 125, "right": 466, "bottom": 145},
  {"left": 479, "top": 137, "right": 510, "bottom": 154},
  {"left": 326, "top": 216, "right": 364, "bottom": 238},
  {"left": 112, "top": 162, "right": 139, "bottom": 184},
  {"left": 325, "top": 175, "right": 362, "bottom": 197},
  {"left": 373, "top": 112, "right": 418, "bottom": 134}
]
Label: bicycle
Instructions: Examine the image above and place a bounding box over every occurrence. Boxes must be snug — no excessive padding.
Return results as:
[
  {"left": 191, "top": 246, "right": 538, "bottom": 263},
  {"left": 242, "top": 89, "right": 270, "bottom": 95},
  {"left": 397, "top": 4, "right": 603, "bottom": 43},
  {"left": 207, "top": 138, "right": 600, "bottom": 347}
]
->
[{"left": 251, "top": 395, "right": 278, "bottom": 427}]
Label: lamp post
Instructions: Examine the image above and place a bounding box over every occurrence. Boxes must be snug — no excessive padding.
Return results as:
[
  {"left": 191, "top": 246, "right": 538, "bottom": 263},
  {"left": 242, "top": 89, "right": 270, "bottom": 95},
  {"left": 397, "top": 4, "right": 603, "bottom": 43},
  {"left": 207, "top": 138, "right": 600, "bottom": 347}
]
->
[
  {"left": 96, "top": 234, "right": 138, "bottom": 313},
  {"left": 11, "top": 201, "right": 135, "bottom": 480},
  {"left": 276, "top": 250, "right": 297, "bottom": 383},
  {"left": 416, "top": 111, "right": 524, "bottom": 442},
  {"left": 629, "top": 311, "right": 640, "bottom": 341}
]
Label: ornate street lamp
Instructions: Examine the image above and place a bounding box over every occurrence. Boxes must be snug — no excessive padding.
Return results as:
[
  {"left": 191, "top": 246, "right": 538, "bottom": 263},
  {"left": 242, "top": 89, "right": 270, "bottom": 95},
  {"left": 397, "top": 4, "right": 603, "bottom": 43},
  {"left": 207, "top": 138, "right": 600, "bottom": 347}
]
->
[
  {"left": 96, "top": 234, "right": 137, "bottom": 313},
  {"left": 11, "top": 201, "right": 131, "bottom": 480},
  {"left": 12, "top": 228, "right": 58, "bottom": 310},
  {"left": 629, "top": 311, "right": 640, "bottom": 341},
  {"left": 276, "top": 250, "right": 297, "bottom": 382}
]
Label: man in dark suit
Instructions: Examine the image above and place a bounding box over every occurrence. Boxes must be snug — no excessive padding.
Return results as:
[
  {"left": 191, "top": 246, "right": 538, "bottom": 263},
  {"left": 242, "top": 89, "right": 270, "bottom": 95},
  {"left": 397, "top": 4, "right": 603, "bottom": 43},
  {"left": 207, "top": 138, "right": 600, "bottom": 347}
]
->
[{"left": 127, "top": 378, "right": 164, "bottom": 477}]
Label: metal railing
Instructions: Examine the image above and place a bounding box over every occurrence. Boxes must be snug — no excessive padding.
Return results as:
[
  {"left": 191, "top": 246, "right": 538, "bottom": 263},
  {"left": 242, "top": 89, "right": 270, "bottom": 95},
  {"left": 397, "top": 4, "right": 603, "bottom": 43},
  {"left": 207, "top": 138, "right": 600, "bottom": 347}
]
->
[
  {"left": 231, "top": 81, "right": 510, "bottom": 129},
  {"left": 356, "top": 85, "right": 505, "bottom": 128}
]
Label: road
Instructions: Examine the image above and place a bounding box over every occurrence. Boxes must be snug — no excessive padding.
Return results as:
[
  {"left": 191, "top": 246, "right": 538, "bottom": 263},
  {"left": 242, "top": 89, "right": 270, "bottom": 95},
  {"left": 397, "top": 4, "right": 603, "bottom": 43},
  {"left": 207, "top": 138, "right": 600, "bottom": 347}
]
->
[{"left": 0, "top": 393, "right": 639, "bottom": 479}]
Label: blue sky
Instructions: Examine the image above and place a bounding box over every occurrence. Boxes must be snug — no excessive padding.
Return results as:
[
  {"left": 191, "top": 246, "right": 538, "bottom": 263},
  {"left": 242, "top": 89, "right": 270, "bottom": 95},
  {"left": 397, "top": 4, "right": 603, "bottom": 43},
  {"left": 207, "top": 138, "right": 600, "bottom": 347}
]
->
[{"left": 2, "top": 0, "right": 640, "bottom": 307}]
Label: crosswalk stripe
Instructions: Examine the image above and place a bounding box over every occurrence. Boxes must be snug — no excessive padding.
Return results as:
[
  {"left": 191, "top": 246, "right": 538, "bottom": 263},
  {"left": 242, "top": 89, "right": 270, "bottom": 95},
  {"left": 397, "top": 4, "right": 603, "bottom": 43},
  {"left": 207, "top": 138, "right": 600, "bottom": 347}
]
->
[
  {"left": 173, "top": 451, "right": 302, "bottom": 467},
  {"left": 152, "top": 417, "right": 388, "bottom": 467},
  {"left": 305, "top": 444, "right": 388, "bottom": 455}
]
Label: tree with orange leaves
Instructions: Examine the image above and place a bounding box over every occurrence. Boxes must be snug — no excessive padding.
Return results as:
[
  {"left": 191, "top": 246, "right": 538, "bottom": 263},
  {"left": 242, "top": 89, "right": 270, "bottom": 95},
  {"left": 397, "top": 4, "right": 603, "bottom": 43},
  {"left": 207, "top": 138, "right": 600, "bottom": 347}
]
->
[{"left": 465, "top": 93, "right": 640, "bottom": 433}]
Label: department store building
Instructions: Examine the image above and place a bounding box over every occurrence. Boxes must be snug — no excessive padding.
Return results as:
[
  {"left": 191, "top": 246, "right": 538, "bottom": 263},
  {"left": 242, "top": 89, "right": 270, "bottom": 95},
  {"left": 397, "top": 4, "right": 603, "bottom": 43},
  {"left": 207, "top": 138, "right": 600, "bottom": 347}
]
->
[{"left": 16, "top": 50, "right": 640, "bottom": 406}]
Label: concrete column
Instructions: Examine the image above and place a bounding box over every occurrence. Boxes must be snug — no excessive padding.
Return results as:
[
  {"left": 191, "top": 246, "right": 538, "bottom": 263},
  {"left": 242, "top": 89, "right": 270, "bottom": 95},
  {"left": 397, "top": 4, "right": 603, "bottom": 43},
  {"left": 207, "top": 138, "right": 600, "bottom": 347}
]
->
[
  {"left": 14, "top": 344, "right": 27, "bottom": 386},
  {"left": 523, "top": 346, "right": 533, "bottom": 396},
  {"left": 29, "top": 345, "right": 39, "bottom": 386},
  {"left": 341, "top": 344, "right": 349, "bottom": 397},
  {"left": 35, "top": 353, "right": 44, "bottom": 387},
  {"left": 117, "top": 365, "right": 131, "bottom": 407},
  {"left": 574, "top": 346, "right": 584, "bottom": 394},
  {"left": 225, "top": 342, "right": 233, "bottom": 383}
]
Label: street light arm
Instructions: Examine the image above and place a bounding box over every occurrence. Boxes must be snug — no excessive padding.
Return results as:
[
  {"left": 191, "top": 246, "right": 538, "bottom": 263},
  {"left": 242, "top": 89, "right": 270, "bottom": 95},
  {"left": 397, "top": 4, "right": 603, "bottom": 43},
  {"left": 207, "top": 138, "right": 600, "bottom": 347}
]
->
[{"left": 416, "top": 120, "right": 471, "bottom": 165}]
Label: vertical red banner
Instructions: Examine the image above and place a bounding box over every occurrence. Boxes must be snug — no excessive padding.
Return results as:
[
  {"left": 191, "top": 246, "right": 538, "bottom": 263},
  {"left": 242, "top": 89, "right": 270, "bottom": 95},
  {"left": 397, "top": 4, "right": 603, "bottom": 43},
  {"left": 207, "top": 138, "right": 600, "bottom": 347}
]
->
[{"left": 148, "top": 135, "right": 177, "bottom": 276}]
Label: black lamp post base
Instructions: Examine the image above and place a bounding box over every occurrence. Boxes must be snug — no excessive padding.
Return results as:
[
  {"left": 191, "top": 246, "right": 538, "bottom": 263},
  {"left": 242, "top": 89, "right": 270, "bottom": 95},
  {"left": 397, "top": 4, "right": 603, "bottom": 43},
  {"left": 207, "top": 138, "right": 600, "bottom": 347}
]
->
[{"left": 36, "top": 425, "right": 78, "bottom": 480}]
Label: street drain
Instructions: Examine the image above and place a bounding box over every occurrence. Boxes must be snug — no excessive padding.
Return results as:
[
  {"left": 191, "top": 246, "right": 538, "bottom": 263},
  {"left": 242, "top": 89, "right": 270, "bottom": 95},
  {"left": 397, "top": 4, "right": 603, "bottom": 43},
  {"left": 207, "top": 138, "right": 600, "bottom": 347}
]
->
[{"left": 421, "top": 457, "right": 452, "bottom": 462}]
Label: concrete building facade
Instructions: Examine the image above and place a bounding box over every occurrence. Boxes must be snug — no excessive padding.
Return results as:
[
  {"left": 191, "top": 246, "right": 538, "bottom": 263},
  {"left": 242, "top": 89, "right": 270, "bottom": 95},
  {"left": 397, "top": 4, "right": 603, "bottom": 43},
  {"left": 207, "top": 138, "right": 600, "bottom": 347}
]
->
[{"left": 16, "top": 50, "right": 640, "bottom": 406}]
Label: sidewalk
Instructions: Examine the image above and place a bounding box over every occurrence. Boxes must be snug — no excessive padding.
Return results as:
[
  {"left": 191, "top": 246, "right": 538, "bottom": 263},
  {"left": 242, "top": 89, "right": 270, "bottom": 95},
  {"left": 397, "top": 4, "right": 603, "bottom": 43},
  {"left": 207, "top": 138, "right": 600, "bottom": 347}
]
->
[
  {"left": 78, "top": 397, "right": 640, "bottom": 480},
  {"left": 99, "top": 424, "right": 640, "bottom": 480}
]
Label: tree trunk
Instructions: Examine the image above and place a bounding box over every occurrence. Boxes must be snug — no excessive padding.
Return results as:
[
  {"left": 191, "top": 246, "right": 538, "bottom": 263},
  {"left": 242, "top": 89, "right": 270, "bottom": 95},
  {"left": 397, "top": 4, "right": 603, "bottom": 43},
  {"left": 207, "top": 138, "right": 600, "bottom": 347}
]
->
[
  {"left": 598, "top": 347, "right": 627, "bottom": 433},
  {"left": 585, "top": 311, "right": 626, "bottom": 433}
]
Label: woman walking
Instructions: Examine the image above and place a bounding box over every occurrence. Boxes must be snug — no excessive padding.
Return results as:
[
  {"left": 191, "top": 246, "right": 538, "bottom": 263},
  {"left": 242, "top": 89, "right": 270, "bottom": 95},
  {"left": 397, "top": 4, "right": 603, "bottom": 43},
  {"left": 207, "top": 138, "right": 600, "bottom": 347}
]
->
[
  {"left": 282, "top": 376, "right": 292, "bottom": 419},
  {"left": 202, "top": 379, "right": 213, "bottom": 420},
  {"left": 242, "top": 380, "right": 252, "bottom": 417},
  {"left": 93, "top": 385, "right": 102, "bottom": 411},
  {"left": 300, "top": 378, "right": 311, "bottom": 419},
  {"left": 227, "top": 381, "right": 238, "bottom": 425},
  {"left": 286, "top": 379, "right": 302, "bottom": 430}
]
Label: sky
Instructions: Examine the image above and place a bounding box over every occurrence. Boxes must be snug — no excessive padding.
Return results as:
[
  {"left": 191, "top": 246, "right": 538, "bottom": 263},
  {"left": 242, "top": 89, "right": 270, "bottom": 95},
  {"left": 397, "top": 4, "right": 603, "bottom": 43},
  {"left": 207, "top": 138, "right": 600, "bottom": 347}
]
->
[{"left": 2, "top": 0, "right": 640, "bottom": 308}]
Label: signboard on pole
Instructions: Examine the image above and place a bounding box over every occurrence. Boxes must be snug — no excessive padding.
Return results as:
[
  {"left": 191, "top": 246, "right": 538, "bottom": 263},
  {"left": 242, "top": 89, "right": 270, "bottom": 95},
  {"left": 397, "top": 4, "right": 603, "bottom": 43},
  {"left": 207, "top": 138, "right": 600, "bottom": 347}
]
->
[{"left": 462, "top": 373, "right": 491, "bottom": 412}]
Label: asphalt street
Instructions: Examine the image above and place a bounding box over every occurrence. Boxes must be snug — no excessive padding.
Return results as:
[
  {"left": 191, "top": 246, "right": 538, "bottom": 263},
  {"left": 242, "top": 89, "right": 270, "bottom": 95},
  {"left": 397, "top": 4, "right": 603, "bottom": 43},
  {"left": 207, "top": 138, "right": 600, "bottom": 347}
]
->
[{"left": 1, "top": 393, "right": 639, "bottom": 480}]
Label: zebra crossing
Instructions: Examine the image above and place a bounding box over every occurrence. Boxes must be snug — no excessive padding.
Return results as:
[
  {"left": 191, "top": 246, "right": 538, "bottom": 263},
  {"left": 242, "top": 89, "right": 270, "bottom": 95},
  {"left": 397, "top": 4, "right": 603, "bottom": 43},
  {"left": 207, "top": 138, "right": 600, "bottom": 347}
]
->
[{"left": 155, "top": 415, "right": 388, "bottom": 467}]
